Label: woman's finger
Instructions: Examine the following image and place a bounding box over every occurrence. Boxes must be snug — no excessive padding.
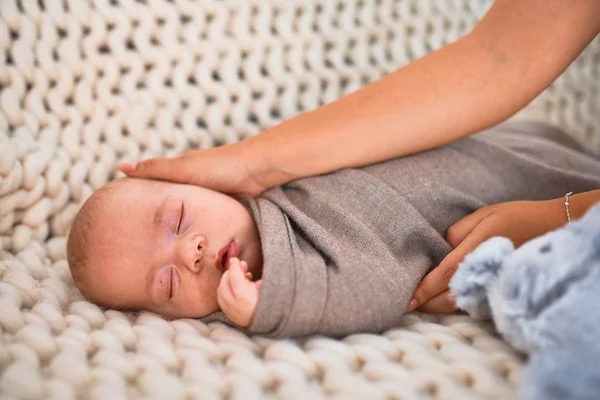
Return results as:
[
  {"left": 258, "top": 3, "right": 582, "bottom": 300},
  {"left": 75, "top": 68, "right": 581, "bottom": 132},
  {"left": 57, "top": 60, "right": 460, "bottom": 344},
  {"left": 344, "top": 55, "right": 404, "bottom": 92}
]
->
[
  {"left": 446, "top": 207, "right": 494, "bottom": 248},
  {"left": 117, "top": 155, "right": 192, "bottom": 183},
  {"left": 406, "top": 209, "right": 494, "bottom": 313},
  {"left": 407, "top": 228, "right": 487, "bottom": 312},
  {"left": 417, "top": 290, "right": 459, "bottom": 313}
]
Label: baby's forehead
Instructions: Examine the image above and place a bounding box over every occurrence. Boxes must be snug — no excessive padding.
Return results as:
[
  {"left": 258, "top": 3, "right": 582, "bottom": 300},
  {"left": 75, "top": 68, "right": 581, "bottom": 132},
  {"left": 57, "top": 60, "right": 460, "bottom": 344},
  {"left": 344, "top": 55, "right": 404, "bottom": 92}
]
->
[
  {"left": 88, "top": 180, "right": 160, "bottom": 251},
  {"left": 91, "top": 179, "right": 162, "bottom": 219}
]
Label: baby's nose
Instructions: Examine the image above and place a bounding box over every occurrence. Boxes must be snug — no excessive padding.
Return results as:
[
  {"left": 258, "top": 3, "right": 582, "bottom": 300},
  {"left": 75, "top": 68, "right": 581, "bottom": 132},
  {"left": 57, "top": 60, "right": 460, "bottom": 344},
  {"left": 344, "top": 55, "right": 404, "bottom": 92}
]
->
[{"left": 182, "top": 235, "right": 206, "bottom": 273}]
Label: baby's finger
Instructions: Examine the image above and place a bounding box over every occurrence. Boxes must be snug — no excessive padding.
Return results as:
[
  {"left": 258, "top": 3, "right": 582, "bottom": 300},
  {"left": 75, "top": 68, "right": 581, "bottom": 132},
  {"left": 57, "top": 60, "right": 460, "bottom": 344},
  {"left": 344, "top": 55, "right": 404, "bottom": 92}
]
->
[
  {"left": 238, "top": 259, "right": 249, "bottom": 274},
  {"left": 227, "top": 260, "right": 252, "bottom": 298},
  {"left": 224, "top": 258, "right": 241, "bottom": 295},
  {"left": 227, "top": 257, "right": 242, "bottom": 272},
  {"left": 238, "top": 261, "right": 254, "bottom": 280},
  {"left": 227, "top": 257, "right": 246, "bottom": 272},
  {"left": 217, "top": 272, "right": 234, "bottom": 308}
]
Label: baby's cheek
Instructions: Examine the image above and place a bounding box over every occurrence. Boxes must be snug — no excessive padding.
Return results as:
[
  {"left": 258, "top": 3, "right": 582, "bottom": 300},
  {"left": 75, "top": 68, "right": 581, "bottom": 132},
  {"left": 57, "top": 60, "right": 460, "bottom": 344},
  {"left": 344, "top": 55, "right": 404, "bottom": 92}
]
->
[
  {"left": 200, "top": 272, "right": 225, "bottom": 311},
  {"left": 215, "top": 274, "right": 226, "bottom": 290}
]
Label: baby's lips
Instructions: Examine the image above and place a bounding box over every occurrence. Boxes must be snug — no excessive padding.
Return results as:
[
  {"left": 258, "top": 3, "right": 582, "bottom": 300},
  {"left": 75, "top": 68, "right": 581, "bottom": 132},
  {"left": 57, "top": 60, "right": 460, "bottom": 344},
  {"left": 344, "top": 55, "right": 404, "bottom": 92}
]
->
[{"left": 218, "top": 240, "right": 240, "bottom": 271}]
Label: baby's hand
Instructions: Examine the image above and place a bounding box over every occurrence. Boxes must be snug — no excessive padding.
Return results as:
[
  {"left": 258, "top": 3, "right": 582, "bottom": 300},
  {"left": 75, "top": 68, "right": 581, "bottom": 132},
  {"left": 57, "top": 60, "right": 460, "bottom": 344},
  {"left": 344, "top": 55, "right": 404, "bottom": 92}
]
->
[{"left": 217, "top": 258, "right": 262, "bottom": 327}]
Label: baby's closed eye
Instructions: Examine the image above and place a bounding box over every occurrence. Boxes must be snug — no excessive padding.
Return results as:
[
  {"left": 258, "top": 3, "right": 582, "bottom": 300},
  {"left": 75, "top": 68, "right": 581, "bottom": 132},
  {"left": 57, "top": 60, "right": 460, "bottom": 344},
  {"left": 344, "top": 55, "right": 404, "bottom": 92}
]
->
[
  {"left": 168, "top": 267, "right": 174, "bottom": 298},
  {"left": 156, "top": 266, "right": 175, "bottom": 302},
  {"left": 159, "top": 197, "right": 189, "bottom": 235},
  {"left": 175, "top": 201, "right": 192, "bottom": 234},
  {"left": 176, "top": 202, "right": 185, "bottom": 234}
]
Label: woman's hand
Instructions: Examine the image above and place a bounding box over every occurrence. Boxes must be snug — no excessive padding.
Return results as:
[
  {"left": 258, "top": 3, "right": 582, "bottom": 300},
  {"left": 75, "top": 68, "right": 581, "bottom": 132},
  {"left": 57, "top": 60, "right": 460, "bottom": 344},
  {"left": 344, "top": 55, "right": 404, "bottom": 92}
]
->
[
  {"left": 117, "top": 142, "right": 270, "bottom": 197},
  {"left": 406, "top": 198, "right": 566, "bottom": 314}
]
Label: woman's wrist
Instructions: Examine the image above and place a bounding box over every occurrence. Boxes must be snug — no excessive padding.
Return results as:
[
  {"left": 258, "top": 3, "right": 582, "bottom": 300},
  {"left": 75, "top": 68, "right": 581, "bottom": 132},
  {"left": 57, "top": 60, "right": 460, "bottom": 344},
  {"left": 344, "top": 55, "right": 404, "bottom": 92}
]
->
[
  {"left": 235, "top": 134, "right": 298, "bottom": 193},
  {"left": 545, "top": 190, "right": 600, "bottom": 228},
  {"left": 564, "top": 190, "right": 600, "bottom": 221},
  {"left": 544, "top": 197, "right": 571, "bottom": 231}
]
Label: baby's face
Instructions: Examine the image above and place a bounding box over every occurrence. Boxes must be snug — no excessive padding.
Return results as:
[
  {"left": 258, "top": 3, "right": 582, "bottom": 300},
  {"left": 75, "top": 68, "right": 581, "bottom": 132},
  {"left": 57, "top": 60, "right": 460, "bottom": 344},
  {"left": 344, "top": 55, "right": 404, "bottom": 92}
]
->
[{"left": 85, "top": 178, "right": 262, "bottom": 319}]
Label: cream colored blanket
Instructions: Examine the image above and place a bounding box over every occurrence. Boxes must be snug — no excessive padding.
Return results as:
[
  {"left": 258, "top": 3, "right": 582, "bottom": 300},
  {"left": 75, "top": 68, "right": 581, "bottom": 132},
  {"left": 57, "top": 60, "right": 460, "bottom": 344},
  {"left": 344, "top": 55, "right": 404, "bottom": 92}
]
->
[{"left": 1, "top": 1, "right": 599, "bottom": 399}]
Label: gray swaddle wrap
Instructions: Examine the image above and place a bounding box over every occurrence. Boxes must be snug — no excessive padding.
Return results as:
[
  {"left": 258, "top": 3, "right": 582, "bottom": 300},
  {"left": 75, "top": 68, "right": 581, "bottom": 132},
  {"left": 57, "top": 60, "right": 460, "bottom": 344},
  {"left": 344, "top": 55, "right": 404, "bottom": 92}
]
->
[{"left": 204, "top": 121, "right": 600, "bottom": 338}]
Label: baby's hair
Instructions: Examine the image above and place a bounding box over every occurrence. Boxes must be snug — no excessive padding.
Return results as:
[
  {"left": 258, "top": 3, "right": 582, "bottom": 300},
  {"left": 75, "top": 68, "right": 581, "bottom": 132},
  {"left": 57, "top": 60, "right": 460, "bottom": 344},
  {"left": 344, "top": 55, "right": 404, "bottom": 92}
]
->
[{"left": 67, "top": 179, "right": 124, "bottom": 305}]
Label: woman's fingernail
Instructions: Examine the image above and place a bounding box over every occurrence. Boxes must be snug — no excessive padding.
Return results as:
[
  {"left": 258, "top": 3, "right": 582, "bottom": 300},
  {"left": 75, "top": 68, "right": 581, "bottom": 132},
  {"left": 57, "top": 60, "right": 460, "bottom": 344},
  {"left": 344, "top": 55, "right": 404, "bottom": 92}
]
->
[
  {"left": 406, "top": 299, "right": 418, "bottom": 312},
  {"left": 117, "top": 162, "right": 137, "bottom": 172},
  {"left": 448, "top": 292, "right": 460, "bottom": 311}
]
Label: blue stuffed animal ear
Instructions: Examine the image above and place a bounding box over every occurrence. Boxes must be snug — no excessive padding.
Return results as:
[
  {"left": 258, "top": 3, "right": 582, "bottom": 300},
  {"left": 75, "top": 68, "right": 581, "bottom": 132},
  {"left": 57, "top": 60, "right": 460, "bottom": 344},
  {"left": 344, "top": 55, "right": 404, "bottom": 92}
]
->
[{"left": 449, "top": 237, "right": 514, "bottom": 319}]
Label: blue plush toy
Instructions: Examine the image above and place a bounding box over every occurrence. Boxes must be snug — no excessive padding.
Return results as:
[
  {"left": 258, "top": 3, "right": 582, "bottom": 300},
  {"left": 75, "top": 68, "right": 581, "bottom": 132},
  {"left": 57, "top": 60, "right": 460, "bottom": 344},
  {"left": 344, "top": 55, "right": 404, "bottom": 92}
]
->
[{"left": 450, "top": 202, "right": 600, "bottom": 400}]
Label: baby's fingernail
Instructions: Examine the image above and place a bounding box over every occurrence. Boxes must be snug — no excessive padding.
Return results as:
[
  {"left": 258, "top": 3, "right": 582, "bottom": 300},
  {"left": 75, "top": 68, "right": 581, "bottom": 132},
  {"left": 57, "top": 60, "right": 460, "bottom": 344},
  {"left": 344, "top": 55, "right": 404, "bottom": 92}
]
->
[{"left": 406, "top": 299, "right": 418, "bottom": 313}]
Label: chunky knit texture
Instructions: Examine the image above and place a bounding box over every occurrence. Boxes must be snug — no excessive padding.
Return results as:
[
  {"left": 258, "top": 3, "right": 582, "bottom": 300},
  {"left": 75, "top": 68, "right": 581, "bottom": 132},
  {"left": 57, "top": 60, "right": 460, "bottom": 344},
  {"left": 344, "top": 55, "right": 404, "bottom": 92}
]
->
[{"left": 1, "top": 1, "right": 598, "bottom": 399}]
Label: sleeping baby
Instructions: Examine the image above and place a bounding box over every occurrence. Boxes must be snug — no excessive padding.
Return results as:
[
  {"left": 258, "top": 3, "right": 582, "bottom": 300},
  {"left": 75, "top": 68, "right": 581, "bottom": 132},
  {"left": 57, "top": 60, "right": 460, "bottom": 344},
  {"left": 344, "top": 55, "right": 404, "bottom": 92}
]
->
[
  {"left": 66, "top": 176, "right": 265, "bottom": 327},
  {"left": 67, "top": 121, "right": 600, "bottom": 337}
]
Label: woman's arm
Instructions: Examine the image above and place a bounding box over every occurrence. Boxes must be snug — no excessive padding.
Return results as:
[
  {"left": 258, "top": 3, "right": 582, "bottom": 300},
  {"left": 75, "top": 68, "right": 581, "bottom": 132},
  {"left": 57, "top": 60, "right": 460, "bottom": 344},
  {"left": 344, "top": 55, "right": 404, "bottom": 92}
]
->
[
  {"left": 121, "top": 0, "right": 600, "bottom": 196},
  {"left": 250, "top": 0, "right": 600, "bottom": 188}
]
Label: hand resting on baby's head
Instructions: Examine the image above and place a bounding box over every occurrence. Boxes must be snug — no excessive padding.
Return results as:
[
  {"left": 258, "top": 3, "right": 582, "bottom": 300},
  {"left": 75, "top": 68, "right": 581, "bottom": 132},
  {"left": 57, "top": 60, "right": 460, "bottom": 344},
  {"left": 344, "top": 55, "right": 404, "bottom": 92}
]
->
[{"left": 66, "top": 178, "right": 264, "bottom": 327}]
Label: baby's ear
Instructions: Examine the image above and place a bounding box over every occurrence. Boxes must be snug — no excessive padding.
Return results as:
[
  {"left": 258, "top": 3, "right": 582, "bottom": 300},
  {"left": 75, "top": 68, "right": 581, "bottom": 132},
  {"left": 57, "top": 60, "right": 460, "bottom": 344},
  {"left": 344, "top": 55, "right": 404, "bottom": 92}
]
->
[{"left": 449, "top": 237, "right": 514, "bottom": 319}]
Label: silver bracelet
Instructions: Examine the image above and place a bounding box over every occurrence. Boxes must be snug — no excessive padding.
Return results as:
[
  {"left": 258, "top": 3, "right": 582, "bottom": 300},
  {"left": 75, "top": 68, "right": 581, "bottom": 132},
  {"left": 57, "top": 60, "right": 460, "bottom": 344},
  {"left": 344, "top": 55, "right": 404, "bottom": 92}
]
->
[{"left": 564, "top": 191, "right": 573, "bottom": 222}]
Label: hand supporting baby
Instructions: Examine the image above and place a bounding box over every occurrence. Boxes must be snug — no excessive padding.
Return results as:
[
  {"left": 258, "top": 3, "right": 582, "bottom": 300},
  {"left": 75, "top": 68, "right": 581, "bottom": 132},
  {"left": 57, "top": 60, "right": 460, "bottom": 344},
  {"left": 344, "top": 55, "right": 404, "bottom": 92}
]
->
[{"left": 217, "top": 257, "right": 262, "bottom": 327}]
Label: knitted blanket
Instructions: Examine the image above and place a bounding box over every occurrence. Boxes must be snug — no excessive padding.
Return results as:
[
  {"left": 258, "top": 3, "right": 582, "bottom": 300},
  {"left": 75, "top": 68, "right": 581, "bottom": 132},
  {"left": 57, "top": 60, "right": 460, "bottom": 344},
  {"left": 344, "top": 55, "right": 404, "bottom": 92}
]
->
[{"left": 1, "top": 1, "right": 599, "bottom": 399}]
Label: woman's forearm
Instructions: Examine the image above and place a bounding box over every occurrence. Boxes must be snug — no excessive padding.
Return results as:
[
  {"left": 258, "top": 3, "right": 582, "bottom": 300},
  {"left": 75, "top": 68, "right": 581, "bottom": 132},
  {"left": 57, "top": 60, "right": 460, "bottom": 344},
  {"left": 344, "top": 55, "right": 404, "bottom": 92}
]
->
[{"left": 242, "top": 0, "right": 600, "bottom": 189}]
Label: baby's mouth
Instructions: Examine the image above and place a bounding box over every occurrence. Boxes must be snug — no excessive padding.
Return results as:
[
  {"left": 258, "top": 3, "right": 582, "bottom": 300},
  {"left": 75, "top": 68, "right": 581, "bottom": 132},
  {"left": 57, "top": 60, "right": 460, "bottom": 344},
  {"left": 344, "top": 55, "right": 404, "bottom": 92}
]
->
[{"left": 216, "top": 240, "right": 238, "bottom": 272}]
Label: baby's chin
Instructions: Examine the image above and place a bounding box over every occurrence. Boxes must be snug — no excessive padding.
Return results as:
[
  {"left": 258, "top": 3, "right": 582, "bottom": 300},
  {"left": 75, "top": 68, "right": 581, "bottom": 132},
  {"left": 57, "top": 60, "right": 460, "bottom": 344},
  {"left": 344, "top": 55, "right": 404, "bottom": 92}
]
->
[
  {"left": 159, "top": 308, "right": 218, "bottom": 320},
  {"left": 156, "top": 297, "right": 221, "bottom": 320}
]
